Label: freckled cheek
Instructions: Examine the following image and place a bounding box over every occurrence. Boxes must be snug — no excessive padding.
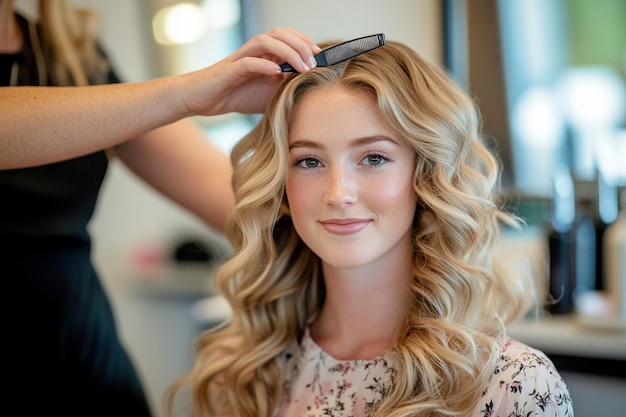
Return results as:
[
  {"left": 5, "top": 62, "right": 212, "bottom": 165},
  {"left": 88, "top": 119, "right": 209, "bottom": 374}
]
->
[
  {"left": 367, "top": 177, "right": 416, "bottom": 215},
  {"left": 285, "top": 177, "right": 318, "bottom": 216},
  {"left": 285, "top": 179, "right": 322, "bottom": 242}
]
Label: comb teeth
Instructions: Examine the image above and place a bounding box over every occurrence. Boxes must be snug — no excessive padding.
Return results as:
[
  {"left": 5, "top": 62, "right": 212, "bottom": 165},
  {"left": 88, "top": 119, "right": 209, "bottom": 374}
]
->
[
  {"left": 280, "top": 33, "right": 386, "bottom": 72},
  {"left": 324, "top": 34, "right": 386, "bottom": 66}
]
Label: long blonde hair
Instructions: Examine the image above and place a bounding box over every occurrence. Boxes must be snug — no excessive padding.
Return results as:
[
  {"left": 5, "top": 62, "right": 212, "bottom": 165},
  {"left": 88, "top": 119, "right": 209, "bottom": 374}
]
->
[
  {"left": 37, "top": 0, "right": 108, "bottom": 85},
  {"left": 169, "top": 40, "right": 534, "bottom": 417}
]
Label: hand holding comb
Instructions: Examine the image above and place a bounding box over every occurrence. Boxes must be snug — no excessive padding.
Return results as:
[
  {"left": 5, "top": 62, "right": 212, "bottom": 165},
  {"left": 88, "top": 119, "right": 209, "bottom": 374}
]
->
[{"left": 280, "top": 33, "right": 386, "bottom": 73}]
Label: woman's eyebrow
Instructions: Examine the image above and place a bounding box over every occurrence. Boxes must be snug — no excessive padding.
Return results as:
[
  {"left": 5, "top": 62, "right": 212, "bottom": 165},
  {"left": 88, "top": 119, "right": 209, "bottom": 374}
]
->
[
  {"left": 352, "top": 135, "right": 400, "bottom": 147},
  {"left": 288, "top": 139, "right": 322, "bottom": 150},
  {"left": 289, "top": 135, "right": 399, "bottom": 150}
]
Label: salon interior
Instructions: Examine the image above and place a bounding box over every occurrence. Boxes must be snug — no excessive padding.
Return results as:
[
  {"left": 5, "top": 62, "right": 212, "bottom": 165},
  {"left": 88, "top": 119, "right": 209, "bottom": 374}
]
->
[{"left": 14, "top": 0, "right": 625, "bottom": 416}]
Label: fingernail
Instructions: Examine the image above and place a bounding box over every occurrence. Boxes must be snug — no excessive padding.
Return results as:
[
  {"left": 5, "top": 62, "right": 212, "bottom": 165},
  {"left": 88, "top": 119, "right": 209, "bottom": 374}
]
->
[{"left": 309, "top": 56, "right": 317, "bottom": 69}]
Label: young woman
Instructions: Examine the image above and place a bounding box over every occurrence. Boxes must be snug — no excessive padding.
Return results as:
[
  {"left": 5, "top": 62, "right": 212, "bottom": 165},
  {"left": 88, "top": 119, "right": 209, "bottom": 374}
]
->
[
  {"left": 1, "top": 0, "right": 318, "bottom": 415},
  {"left": 169, "top": 39, "right": 573, "bottom": 417}
]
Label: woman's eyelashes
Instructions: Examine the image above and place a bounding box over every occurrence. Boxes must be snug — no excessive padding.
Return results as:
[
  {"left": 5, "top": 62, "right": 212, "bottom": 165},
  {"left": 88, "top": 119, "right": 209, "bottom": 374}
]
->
[
  {"left": 361, "top": 152, "right": 391, "bottom": 167},
  {"left": 291, "top": 151, "right": 393, "bottom": 169},
  {"left": 293, "top": 155, "right": 322, "bottom": 168}
]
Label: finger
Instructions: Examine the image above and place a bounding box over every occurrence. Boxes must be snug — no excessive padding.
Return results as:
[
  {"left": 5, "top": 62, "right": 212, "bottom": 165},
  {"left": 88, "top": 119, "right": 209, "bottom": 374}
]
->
[
  {"left": 233, "top": 56, "right": 286, "bottom": 76},
  {"left": 239, "top": 29, "right": 319, "bottom": 73},
  {"left": 264, "top": 28, "right": 320, "bottom": 70},
  {"left": 281, "top": 27, "right": 321, "bottom": 54}
]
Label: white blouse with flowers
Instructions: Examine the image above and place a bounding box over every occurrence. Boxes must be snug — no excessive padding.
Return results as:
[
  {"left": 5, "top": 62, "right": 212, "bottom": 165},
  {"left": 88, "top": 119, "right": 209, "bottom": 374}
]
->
[{"left": 272, "top": 327, "right": 573, "bottom": 417}]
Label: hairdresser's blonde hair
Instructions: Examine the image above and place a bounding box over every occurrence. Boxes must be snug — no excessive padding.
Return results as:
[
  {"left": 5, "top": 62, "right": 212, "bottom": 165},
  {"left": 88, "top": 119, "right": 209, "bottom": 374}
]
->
[
  {"left": 169, "top": 40, "right": 534, "bottom": 417},
  {"left": 38, "top": 0, "right": 108, "bottom": 85}
]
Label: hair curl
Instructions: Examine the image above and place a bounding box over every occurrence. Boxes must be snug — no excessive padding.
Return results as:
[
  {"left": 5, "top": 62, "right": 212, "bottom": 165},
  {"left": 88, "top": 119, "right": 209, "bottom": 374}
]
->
[
  {"left": 38, "top": 0, "right": 109, "bottom": 86},
  {"left": 168, "top": 40, "right": 534, "bottom": 417}
]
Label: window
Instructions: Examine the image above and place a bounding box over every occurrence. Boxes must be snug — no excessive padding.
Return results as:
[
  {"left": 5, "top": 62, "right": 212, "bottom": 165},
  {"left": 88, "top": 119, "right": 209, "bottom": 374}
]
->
[
  {"left": 152, "top": 0, "right": 254, "bottom": 152},
  {"left": 444, "top": 0, "right": 625, "bottom": 204}
]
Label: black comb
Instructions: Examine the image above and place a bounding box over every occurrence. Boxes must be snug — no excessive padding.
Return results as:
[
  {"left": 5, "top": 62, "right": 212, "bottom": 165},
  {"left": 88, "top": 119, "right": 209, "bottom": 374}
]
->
[{"left": 280, "top": 33, "right": 386, "bottom": 73}]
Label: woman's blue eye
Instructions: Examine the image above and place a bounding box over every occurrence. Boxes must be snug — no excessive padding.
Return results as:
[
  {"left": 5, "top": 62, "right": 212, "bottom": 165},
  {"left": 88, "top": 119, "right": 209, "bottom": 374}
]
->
[
  {"left": 297, "top": 157, "right": 321, "bottom": 168},
  {"left": 363, "top": 154, "right": 386, "bottom": 166}
]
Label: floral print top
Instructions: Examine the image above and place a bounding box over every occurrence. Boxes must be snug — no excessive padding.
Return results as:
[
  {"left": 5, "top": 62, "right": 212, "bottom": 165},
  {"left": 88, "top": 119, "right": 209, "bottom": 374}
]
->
[{"left": 273, "top": 328, "right": 573, "bottom": 417}]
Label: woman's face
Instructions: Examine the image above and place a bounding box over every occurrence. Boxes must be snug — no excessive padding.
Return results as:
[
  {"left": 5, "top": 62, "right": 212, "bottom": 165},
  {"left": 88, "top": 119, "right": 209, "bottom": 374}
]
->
[{"left": 285, "top": 85, "right": 416, "bottom": 271}]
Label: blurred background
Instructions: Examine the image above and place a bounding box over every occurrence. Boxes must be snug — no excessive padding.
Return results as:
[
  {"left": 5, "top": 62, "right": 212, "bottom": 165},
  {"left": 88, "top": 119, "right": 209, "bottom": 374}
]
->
[{"left": 13, "top": 0, "right": 625, "bottom": 416}]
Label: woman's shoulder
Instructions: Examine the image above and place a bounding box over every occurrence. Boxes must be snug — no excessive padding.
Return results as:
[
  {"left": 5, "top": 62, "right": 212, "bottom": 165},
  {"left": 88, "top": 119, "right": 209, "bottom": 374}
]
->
[
  {"left": 494, "top": 337, "right": 563, "bottom": 380},
  {"left": 473, "top": 336, "right": 574, "bottom": 417}
]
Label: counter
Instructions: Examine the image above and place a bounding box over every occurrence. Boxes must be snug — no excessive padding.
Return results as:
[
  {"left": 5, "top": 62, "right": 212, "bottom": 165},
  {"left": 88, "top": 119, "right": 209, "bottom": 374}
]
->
[
  {"left": 191, "top": 295, "right": 626, "bottom": 371},
  {"left": 506, "top": 315, "right": 625, "bottom": 377}
]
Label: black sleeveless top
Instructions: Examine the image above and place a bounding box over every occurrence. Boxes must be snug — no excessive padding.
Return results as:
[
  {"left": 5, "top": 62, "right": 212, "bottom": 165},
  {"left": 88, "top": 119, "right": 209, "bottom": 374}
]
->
[
  {"left": 1, "top": 15, "right": 152, "bottom": 416},
  {"left": 0, "top": 14, "right": 111, "bottom": 239}
]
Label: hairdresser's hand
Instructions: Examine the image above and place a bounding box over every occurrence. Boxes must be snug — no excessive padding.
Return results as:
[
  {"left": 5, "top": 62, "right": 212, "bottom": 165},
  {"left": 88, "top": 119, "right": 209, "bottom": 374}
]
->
[{"left": 176, "top": 28, "right": 320, "bottom": 116}]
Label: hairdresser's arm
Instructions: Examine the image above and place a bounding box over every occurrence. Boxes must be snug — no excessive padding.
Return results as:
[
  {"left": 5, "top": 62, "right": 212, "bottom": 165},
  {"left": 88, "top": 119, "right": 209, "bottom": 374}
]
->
[
  {"left": 114, "top": 119, "right": 235, "bottom": 232},
  {"left": 0, "top": 28, "right": 319, "bottom": 170}
]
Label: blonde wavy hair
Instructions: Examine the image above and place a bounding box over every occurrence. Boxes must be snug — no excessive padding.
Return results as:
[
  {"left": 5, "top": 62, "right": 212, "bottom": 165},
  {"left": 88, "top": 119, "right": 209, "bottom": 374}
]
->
[
  {"left": 37, "top": 0, "right": 109, "bottom": 85},
  {"left": 168, "top": 40, "right": 535, "bottom": 417}
]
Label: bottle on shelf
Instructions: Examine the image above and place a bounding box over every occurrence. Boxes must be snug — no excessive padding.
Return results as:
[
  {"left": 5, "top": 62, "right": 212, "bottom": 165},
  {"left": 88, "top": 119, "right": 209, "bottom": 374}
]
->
[
  {"left": 593, "top": 170, "right": 619, "bottom": 290},
  {"left": 547, "top": 164, "right": 576, "bottom": 315},
  {"left": 603, "top": 188, "right": 626, "bottom": 325},
  {"left": 572, "top": 194, "right": 596, "bottom": 294}
]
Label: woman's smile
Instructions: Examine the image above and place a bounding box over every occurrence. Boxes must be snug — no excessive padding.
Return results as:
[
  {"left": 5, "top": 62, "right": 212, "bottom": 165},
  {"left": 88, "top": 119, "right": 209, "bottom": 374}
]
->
[{"left": 319, "top": 218, "right": 372, "bottom": 235}]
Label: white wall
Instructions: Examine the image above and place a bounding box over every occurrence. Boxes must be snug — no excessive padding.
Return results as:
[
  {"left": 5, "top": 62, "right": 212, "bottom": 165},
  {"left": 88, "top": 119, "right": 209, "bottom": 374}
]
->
[{"left": 250, "top": 0, "right": 442, "bottom": 63}]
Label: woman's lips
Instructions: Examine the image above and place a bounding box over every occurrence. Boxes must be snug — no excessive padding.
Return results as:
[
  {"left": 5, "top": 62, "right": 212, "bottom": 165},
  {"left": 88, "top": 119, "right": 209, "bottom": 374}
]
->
[{"left": 320, "top": 218, "right": 371, "bottom": 235}]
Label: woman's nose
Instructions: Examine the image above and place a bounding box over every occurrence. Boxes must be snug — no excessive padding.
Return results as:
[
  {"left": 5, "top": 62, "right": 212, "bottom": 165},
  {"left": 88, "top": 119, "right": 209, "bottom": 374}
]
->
[{"left": 323, "top": 167, "right": 357, "bottom": 207}]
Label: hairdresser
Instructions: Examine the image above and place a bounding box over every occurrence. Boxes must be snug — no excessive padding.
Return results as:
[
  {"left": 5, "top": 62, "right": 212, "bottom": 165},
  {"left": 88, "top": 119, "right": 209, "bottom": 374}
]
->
[{"left": 0, "top": 0, "right": 319, "bottom": 415}]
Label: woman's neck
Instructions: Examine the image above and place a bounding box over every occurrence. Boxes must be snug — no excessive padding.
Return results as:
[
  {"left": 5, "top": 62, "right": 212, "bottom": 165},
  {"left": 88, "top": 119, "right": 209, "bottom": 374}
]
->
[
  {"left": 311, "top": 258, "right": 414, "bottom": 360},
  {"left": 0, "top": 2, "right": 22, "bottom": 53}
]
